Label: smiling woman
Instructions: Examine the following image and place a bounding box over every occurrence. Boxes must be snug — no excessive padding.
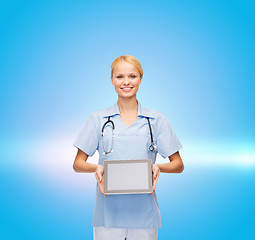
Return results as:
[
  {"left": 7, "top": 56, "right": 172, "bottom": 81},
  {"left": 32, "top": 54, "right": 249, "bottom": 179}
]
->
[
  {"left": 73, "top": 55, "right": 184, "bottom": 240},
  {"left": 111, "top": 59, "right": 142, "bottom": 99}
]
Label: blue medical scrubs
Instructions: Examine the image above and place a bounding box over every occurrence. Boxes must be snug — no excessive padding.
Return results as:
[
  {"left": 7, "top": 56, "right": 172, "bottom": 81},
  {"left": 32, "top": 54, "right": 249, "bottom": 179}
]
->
[{"left": 73, "top": 101, "right": 183, "bottom": 228}]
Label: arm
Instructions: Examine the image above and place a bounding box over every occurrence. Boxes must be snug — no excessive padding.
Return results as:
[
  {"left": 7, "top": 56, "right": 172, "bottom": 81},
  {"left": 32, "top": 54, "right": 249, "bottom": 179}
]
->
[
  {"left": 157, "top": 151, "right": 184, "bottom": 173},
  {"left": 73, "top": 148, "right": 97, "bottom": 173}
]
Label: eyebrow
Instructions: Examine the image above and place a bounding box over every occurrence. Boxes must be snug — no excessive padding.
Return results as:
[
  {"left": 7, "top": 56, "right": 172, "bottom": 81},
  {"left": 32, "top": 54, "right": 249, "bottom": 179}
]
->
[{"left": 115, "top": 73, "right": 137, "bottom": 75}]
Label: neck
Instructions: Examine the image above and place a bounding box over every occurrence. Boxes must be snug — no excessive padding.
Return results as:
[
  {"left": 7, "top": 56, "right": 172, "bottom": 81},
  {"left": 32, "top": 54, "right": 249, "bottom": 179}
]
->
[{"left": 117, "top": 96, "right": 138, "bottom": 114}]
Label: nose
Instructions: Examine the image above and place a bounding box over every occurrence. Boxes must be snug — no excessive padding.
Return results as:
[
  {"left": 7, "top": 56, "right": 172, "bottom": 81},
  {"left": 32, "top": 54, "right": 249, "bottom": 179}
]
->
[{"left": 123, "top": 76, "right": 130, "bottom": 85}]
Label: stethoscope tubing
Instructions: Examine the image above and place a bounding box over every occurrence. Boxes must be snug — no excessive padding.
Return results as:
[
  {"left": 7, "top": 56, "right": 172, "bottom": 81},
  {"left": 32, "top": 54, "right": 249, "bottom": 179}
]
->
[
  {"left": 146, "top": 117, "right": 154, "bottom": 145},
  {"left": 102, "top": 116, "right": 157, "bottom": 154},
  {"left": 102, "top": 116, "right": 115, "bottom": 132},
  {"left": 102, "top": 116, "right": 115, "bottom": 155}
]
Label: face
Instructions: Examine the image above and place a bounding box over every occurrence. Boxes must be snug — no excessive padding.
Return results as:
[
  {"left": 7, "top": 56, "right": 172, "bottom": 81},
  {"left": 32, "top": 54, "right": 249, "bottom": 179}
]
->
[{"left": 111, "top": 61, "right": 142, "bottom": 99}]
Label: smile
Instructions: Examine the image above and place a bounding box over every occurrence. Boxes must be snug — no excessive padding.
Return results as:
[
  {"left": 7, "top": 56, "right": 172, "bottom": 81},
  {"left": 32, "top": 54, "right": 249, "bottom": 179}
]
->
[{"left": 121, "top": 87, "right": 133, "bottom": 92}]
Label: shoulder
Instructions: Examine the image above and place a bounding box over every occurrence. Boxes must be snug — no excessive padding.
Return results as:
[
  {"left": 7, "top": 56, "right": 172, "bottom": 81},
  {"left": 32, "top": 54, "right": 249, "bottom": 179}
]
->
[
  {"left": 140, "top": 104, "right": 172, "bottom": 133},
  {"left": 141, "top": 104, "right": 167, "bottom": 121},
  {"left": 86, "top": 104, "right": 116, "bottom": 122},
  {"left": 89, "top": 106, "right": 113, "bottom": 118}
]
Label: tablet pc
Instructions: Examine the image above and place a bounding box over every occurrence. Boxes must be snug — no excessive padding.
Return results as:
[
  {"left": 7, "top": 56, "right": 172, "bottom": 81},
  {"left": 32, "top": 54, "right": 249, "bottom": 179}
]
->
[{"left": 103, "top": 159, "right": 153, "bottom": 195}]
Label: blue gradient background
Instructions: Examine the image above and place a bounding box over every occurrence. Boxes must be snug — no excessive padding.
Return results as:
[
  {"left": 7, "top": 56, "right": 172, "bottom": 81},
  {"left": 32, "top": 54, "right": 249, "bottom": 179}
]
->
[{"left": 1, "top": 0, "right": 255, "bottom": 239}]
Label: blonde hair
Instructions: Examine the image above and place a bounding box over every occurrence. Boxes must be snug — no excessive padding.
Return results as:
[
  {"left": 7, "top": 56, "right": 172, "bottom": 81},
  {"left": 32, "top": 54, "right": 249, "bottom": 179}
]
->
[{"left": 111, "top": 55, "right": 143, "bottom": 78}]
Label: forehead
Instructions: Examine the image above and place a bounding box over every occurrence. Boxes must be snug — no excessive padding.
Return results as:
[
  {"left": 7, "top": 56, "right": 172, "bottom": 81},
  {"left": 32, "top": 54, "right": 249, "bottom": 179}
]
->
[{"left": 113, "top": 61, "right": 139, "bottom": 74}]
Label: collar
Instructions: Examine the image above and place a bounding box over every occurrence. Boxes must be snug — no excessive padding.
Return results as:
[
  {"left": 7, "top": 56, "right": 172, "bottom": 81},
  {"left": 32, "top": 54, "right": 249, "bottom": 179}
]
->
[{"left": 103, "top": 100, "right": 155, "bottom": 118}]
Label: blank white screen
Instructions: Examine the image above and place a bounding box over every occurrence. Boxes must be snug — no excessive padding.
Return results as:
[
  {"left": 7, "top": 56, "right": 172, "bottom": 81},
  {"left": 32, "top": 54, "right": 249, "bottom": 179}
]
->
[{"left": 107, "top": 162, "right": 148, "bottom": 191}]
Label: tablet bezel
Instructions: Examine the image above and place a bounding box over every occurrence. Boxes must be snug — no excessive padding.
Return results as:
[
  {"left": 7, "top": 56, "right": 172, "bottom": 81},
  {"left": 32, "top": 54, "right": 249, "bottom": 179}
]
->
[{"left": 103, "top": 159, "right": 153, "bottom": 195}]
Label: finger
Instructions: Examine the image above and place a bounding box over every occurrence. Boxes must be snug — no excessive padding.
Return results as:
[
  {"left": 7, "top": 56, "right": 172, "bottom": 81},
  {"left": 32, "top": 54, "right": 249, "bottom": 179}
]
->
[
  {"left": 156, "top": 170, "right": 160, "bottom": 180},
  {"left": 96, "top": 170, "right": 105, "bottom": 197},
  {"left": 154, "top": 170, "right": 159, "bottom": 180},
  {"left": 152, "top": 174, "right": 159, "bottom": 194},
  {"left": 96, "top": 172, "right": 102, "bottom": 182},
  {"left": 99, "top": 169, "right": 104, "bottom": 182},
  {"left": 155, "top": 172, "right": 159, "bottom": 183},
  {"left": 97, "top": 172, "right": 102, "bottom": 182},
  {"left": 99, "top": 183, "right": 103, "bottom": 193},
  {"left": 95, "top": 172, "right": 99, "bottom": 182},
  {"left": 95, "top": 172, "right": 102, "bottom": 184},
  {"left": 152, "top": 179, "right": 156, "bottom": 194},
  {"left": 155, "top": 169, "right": 160, "bottom": 179},
  {"left": 154, "top": 172, "right": 157, "bottom": 180},
  {"left": 152, "top": 184, "right": 155, "bottom": 194},
  {"left": 154, "top": 178, "right": 157, "bottom": 190},
  {"left": 99, "top": 181, "right": 104, "bottom": 194},
  {"left": 152, "top": 168, "right": 156, "bottom": 179}
]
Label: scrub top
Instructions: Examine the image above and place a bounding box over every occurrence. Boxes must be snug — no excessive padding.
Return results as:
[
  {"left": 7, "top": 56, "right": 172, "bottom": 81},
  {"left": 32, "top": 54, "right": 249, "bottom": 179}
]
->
[{"left": 73, "top": 100, "right": 183, "bottom": 229}]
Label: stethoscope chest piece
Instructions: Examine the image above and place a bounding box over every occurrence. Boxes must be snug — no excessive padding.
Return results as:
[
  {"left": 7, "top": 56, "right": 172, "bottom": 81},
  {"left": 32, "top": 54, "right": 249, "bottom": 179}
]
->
[
  {"left": 149, "top": 143, "right": 158, "bottom": 152},
  {"left": 102, "top": 149, "right": 113, "bottom": 155}
]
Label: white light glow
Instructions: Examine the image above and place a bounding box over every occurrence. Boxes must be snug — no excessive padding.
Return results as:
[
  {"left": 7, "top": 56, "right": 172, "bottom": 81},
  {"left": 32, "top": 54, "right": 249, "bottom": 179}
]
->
[
  {"left": 1, "top": 139, "right": 255, "bottom": 190},
  {"left": 240, "top": 153, "right": 255, "bottom": 166}
]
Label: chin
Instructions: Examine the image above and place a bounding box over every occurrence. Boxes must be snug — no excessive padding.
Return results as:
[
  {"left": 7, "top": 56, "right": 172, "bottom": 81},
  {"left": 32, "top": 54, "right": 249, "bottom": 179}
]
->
[{"left": 118, "top": 93, "right": 136, "bottom": 98}]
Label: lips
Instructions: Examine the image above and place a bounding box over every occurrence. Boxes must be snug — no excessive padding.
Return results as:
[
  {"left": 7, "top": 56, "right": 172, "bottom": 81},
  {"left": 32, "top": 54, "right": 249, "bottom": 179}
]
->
[{"left": 121, "top": 87, "right": 133, "bottom": 92}]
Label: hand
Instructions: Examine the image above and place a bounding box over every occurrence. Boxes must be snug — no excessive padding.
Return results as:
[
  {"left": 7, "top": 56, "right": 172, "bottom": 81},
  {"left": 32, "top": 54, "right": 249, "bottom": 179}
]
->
[
  {"left": 95, "top": 164, "right": 106, "bottom": 197},
  {"left": 152, "top": 164, "right": 160, "bottom": 195}
]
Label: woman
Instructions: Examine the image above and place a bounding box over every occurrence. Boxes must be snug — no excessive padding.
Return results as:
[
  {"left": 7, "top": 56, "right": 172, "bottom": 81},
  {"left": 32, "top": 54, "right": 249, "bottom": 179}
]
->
[{"left": 73, "top": 55, "right": 184, "bottom": 240}]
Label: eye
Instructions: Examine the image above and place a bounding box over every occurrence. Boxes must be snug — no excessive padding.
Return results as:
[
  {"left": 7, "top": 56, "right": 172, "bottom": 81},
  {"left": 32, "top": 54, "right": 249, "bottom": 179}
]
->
[
  {"left": 130, "top": 75, "right": 136, "bottom": 78},
  {"left": 116, "top": 76, "right": 122, "bottom": 79}
]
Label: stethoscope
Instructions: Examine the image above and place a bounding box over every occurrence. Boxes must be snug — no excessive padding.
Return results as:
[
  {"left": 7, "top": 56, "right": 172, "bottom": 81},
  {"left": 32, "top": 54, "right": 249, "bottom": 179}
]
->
[{"left": 101, "top": 116, "right": 158, "bottom": 155}]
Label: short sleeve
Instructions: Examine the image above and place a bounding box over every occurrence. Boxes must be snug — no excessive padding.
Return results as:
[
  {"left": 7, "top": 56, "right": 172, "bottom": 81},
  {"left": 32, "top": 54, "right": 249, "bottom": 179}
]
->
[
  {"left": 156, "top": 114, "right": 183, "bottom": 158},
  {"left": 73, "top": 112, "right": 99, "bottom": 157}
]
